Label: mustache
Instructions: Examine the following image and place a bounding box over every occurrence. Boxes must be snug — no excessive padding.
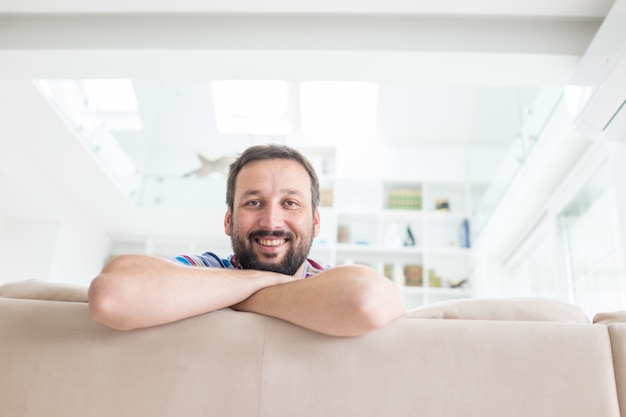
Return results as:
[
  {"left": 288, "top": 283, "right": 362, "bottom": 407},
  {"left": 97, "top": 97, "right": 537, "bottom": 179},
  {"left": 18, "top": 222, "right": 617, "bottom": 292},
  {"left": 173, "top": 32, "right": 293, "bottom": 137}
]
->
[{"left": 247, "top": 230, "right": 293, "bottom": 240}]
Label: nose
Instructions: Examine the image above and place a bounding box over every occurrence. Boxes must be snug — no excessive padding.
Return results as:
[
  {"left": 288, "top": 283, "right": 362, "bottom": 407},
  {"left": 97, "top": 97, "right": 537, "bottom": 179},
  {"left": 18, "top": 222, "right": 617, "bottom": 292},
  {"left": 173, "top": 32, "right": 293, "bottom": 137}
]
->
[{"left": 258, "top": 202, "right": 285, "bottom": 230}]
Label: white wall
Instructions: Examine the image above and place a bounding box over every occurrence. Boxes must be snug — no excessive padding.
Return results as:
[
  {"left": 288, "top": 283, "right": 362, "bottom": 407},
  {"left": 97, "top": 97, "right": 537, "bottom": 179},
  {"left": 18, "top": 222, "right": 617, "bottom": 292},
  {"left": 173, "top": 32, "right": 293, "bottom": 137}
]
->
[
  {"left": 0, "top": 218, "right": 59, "bottom": 283},
  {"left": 0, "top": 81, "right": 111, "bottom": 285},
  {"left": 0, "top": 215, "right": 108, "bottom": 285},
  {"left": 49, "top": 219, "right": 109, "bottom": 285}
]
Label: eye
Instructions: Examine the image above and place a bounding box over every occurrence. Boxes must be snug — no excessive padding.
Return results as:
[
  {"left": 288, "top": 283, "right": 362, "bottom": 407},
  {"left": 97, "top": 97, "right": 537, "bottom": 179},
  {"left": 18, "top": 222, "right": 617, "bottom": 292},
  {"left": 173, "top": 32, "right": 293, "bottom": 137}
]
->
[
  {"left": 245, "top": 200, "right": 262, "bottom": 207},
  {"left": 283, "top": 199, "right": 299, "bottom": 208}
]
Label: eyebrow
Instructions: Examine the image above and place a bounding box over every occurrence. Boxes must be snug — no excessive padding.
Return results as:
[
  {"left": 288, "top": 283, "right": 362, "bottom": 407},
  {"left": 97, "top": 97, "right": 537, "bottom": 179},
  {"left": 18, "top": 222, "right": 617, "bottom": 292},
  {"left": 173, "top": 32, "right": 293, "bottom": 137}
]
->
[
  {"left": 281, "top": 188, "right": 305, "bottom": 198},
  {"left": 239, "top": 188, "right": 305, "bottom": 199}
]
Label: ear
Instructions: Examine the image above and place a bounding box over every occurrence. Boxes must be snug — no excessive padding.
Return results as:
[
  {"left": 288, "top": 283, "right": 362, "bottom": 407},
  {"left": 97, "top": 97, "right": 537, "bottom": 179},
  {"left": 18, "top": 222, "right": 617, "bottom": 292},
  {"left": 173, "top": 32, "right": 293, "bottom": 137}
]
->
[
  {"left": 313, "top": 208, "right": 321, "bottom": 238},
  {"left": 224, "top": 209, "right": 232, "bottom": 236}
]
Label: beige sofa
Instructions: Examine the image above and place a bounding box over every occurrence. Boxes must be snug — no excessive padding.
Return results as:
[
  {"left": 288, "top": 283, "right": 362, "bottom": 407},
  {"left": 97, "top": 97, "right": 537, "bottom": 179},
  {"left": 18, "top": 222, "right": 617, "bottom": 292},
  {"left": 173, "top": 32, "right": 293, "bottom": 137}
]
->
[{"left": 1, "top": 279, "right": 625, "bottom": 417}]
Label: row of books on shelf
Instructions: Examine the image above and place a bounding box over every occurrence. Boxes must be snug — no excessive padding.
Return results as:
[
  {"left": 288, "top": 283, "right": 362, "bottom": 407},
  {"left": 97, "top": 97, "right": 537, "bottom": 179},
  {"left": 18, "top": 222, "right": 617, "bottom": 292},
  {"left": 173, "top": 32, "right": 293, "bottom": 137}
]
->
[
  {"left": 320, "top": 187, "right": 464, "bottom": 214},
  {"left": 383, "top": 263, "right": 468, "bottom": 289},
  {"left": 320, "top": 187, "right": 424, "bottom": 210},
  {"left": 387, "top": 188, "right": 422, "bottom": 211}
]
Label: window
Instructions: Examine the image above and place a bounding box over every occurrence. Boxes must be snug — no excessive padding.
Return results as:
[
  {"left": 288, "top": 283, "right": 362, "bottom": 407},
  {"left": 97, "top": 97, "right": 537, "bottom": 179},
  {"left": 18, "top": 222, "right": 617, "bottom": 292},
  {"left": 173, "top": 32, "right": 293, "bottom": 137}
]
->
[
  {"left": 505, "top": 156, "right": 626, "bottom": 318},
  {"left": 505, "top": 217, "right": 566, "bottom": 299},
  {"left": 210, "top": 80, "right": 291, "bottom": 134},
  {"left": 559, "top": 161, "right": 626, "bottom": 316}
]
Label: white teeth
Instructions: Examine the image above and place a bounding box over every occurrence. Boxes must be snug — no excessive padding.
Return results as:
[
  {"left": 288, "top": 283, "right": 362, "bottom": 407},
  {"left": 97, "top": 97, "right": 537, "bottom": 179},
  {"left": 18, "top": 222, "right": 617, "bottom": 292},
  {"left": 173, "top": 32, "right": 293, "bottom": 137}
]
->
[{"left": 258, "top": 239, "right": 286, "bottom": 247}]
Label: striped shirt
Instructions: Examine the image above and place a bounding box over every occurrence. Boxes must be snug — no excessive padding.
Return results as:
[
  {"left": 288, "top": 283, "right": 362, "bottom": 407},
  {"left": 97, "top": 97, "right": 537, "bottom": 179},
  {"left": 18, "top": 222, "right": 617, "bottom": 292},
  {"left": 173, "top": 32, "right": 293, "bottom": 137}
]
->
[{"left": 173, "top": 252, "right": 327, "bottom": 278}]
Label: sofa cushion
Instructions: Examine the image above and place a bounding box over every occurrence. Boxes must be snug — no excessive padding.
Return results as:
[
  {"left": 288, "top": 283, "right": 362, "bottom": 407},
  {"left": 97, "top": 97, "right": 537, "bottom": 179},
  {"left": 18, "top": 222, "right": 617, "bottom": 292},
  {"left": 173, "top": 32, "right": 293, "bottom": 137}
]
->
[
  {"left": 0, "top": 279, "right": 88, "bottom": 303},
  {"left": 593, "top": 310, "right": 626, "bottom": 324},
  {"left": 405, "top": 297, "right": 590, "bottom": 323}
]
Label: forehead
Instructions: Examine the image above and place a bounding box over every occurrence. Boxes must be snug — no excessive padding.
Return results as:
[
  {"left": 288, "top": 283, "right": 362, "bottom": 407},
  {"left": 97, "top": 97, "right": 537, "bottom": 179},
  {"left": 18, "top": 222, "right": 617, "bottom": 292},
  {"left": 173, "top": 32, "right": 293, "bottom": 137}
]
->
[{"left": 235, "top": 158, "right": 312, "bottom": 196}]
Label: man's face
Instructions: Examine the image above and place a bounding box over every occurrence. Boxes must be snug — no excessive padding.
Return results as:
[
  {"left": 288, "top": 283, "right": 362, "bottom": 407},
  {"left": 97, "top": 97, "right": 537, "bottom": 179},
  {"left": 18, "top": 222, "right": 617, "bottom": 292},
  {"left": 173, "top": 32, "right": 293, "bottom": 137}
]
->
[{"left": 224, "top": 158, "right": 320, "bottom": 276}]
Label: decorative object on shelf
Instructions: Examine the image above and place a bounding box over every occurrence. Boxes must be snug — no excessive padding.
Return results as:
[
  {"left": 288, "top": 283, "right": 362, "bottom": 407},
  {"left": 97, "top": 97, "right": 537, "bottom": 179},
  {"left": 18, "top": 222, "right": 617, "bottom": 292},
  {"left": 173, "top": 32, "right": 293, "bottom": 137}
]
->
[
  {"left": 383, "top": 263, "right": 394, "bottom": 280},
  {"left": 320, "top": 188, "right": 334, "bottom": 207},
  {"left": 447, "top": 278, "right": 468, "bottom": 288},
  {"left": 403, "top": 224, "right": 416, "bottom": 247},
  {"left": 428, "top": 269, "right": 442, "bottom": 288},
  {"left": 458, "top": 219, "right": 471, "bottom": 248},
  {"left": 337, "top": 225, "right": 350, "bottom": 244},
  {"left": 404, "top": 264, "right": 423, "bottom": 286},
  {"left": 435, "top": 199, "right": 450, "bottom": 212},
  {"left": 388, "top": 188, "right": 422, "bottom": 211}
]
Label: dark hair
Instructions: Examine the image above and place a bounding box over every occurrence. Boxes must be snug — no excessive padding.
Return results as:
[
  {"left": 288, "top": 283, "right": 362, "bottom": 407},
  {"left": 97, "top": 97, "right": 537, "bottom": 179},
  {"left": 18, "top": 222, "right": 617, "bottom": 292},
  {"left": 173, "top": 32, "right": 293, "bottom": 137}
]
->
[{"left": 226, "top": 144, "right": 320, "bottom": 213}]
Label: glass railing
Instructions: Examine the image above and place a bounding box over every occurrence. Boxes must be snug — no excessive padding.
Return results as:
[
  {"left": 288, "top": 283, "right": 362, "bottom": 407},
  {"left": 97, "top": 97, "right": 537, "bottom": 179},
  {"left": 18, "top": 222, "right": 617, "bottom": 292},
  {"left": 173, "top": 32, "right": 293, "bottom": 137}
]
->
[
  {"left": 35, "top": 80, "right": 142, "bottom": 200},
  {"left": 137, "top": 175, "right": 227, "bottom": 210},
  {"left": 470, "top": 86, "right": 564, "bottom": 241}
]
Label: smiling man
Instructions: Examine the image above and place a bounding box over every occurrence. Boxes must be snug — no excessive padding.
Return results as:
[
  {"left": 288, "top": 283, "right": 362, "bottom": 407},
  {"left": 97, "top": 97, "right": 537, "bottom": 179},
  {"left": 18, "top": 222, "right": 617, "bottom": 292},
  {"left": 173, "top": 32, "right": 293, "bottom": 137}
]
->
[
  {"left": 226, "top": 155, "right": 319, "bottom": 277},
  {"left": 88, "top": 145, "right": 404, "bottom": 336}
]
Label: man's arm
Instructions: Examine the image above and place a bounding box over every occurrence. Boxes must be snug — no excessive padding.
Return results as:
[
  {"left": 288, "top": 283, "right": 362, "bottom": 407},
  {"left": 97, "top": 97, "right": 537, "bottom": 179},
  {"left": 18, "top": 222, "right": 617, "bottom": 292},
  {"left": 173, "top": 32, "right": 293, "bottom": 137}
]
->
[
  {"left": 231, "top": 264, "right": 405, "bottom": 336},
  {"left": 88, "top": 254, "right": 296, "bottom": 330}
]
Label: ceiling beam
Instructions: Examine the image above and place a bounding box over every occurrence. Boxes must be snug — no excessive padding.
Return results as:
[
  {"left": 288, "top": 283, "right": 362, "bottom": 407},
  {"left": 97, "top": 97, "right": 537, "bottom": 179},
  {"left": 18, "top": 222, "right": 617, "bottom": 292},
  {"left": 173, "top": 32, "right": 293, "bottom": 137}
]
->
[
  {"left": 0, "top": 14, "right": 601, "bottom": 54},
  {"left": 0, "top": 0, "right": 615, "bottom": 18}
]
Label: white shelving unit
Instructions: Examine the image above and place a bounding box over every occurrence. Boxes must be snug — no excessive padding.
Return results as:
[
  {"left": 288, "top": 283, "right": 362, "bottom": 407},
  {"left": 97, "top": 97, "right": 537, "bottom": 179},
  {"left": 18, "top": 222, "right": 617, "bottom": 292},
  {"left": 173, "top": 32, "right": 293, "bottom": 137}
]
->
[{"left": 310, "top": 176, "right": 472, "bottom": 310}]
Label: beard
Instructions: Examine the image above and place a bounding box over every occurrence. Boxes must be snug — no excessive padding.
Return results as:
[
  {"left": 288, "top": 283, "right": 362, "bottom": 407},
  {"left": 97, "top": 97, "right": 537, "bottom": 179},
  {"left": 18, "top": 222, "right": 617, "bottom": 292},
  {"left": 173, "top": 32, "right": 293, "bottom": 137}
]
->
[{"left": 230, "top": 224, "right": 315, "bottom": 276}]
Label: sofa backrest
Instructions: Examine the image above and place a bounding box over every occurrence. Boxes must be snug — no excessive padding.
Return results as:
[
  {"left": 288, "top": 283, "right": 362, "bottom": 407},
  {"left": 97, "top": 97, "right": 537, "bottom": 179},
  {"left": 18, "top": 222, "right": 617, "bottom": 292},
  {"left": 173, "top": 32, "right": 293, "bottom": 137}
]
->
[
  {"left": 0, "top": 296, "right": 270, "bottom": 417},
  {"left": 595, "top": 312, "right": 626, "bottom": 417},
  {"left": 260, "top": 314, "right": 619, "bottom": 417},
  {"left": 0, "top": 280, "right": 622, "bottom": 417}
]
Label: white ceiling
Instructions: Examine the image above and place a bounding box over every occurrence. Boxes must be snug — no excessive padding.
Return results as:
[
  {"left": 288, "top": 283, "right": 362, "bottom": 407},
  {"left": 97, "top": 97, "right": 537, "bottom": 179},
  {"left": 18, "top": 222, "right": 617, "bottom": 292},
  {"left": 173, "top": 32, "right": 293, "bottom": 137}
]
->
[
  {"left": 0, "top": 0, "right": 614, "bottom": 16},
  {"left": 0, "top": 0, "right": 615, "bottom": 239}
]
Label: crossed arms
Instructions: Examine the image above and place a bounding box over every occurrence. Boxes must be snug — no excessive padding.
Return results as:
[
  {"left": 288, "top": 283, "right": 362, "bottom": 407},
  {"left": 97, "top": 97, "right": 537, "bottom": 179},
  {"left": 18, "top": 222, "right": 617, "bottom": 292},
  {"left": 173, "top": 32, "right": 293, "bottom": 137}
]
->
[{"left": 88, "top": 254, "right": 405, "bottom": 336}]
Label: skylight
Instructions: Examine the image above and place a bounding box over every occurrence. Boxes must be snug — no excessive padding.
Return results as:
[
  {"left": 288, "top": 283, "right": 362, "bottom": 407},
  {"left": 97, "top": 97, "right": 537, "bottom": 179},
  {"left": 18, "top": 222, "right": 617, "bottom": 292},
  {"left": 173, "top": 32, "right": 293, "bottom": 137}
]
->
[
  {"left": 211, "top": 80, "right": 291, "bottom": 134},
  {"left": 81, "top": 79, "right": 139, "bottom": 112},
  {"left": 300, "top": 81, "right": 379, "bottom": 142},
  {"left": 80, "top": 79, "right": 143, "bottom": 131}
]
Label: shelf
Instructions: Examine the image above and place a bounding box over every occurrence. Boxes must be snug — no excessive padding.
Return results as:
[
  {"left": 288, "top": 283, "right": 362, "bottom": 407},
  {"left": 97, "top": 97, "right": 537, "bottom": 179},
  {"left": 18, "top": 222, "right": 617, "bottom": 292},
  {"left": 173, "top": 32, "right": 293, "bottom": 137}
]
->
[
  {"left": 427, "top": 286, "right": 471, "bottom": 296},
  {"left": 335, "top": 244, "right": 423, "bottom": 254},
  {"left": 426, "top": 247, "right": 471, "bottom": 256},
  {"left": 422, "top": 210, "right": 469, "bottom": 220},
  {"left": 379, "top": 209, "right": 424, "bottom": 220},
  {"left": 316, "top": 243, "right": 470, "bottom": 257},
  {"left": 402, "top": 286, "right": 471, "bottom": 297}
]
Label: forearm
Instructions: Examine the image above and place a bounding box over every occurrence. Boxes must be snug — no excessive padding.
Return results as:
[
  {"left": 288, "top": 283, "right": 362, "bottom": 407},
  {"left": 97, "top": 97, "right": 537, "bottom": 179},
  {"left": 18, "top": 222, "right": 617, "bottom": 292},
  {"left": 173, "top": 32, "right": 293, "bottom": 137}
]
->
[
  {"left": 88, "top": 254, "right": 292, "bottom": 330},
  {"left": 232, "top": 264, "right": 404, "bottom": 336}
]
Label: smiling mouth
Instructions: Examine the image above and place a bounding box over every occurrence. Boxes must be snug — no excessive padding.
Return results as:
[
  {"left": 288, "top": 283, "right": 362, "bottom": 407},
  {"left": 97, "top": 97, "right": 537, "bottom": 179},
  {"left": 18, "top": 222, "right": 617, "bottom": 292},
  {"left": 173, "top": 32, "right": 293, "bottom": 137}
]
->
[{"left": 256, "top": 238, "right": 288, "bottom": 247}]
